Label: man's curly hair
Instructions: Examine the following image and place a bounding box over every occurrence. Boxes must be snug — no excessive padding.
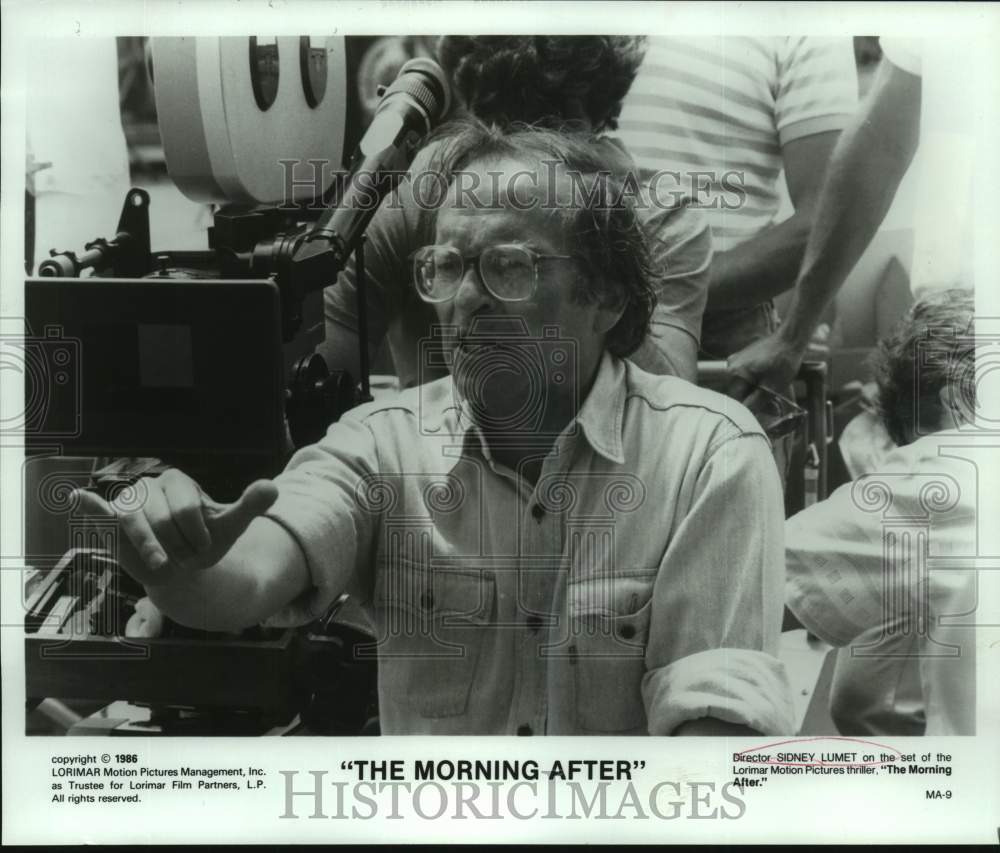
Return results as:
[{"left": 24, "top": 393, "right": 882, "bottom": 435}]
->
[
  {"left": 870, "top": 289, "right": 975, "bottom": 446},
  {"left": 426, "top": 119, "right": 658, "bottom": 358},
  {"left": 437, "top": 36, "right": 646, "bottom": 132}
]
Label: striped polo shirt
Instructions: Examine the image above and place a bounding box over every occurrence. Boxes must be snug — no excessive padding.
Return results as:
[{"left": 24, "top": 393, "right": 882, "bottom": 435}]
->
[{"left": 618, "top": 36, "right": 857, "bottom": 252}]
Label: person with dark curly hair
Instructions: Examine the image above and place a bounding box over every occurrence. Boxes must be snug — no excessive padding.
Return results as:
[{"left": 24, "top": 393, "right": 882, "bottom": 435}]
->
[
  {"left": 785, "top": 290, "right": 978, "bottom": 735},
  {"left": 318, "top": 36, "right": 712, "bottom": 389},
  {"left": 437, "top": 36, "right": 645, "bottom": 133},
  {"left": 79, "top": 123, "right": 793, "bottom": 736}
]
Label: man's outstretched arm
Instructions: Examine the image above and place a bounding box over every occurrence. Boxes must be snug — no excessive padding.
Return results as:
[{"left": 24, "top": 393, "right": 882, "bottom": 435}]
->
[
  {"left": 75, "top": 473, "right": 310, "bottom": 634},
  {"left": 73, "top": 407, "right": 385, "bottom": 632},
  {"left": 726, "top": 59, "right": 922, "bottom": 398}
]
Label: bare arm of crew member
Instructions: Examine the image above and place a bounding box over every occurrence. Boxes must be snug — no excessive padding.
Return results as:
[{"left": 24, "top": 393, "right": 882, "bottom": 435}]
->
[
  {"left": 726, "top": 61, "right": 921, "bottom": 396},
  {"left": 707, "top": 131, "right": 840, "bottom": 311},
  {"left": 780, "top": 60, "right": 921, "bottom": 355}
]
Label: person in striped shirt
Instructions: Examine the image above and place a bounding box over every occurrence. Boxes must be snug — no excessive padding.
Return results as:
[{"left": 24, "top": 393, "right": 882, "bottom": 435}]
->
[
  {"left": 739, "top": 37, "right": 983, "bottom": 399},
  {"left": 618, "top": 36, "right": 857, "bottom": 397}
]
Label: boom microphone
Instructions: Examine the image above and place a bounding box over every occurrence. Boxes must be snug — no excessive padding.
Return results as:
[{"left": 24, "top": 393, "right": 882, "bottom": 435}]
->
[{"left": 290, "top": 57, "right": 452, "bottom": 283}]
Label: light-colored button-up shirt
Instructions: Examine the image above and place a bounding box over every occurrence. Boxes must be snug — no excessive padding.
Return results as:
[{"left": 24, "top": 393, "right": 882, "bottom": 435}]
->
[
  {"left": 786, "top": 433, "right": 980, "bottom": 735},
  {"left": 266, "top": 352, "right": 794, "bottom": 735}
]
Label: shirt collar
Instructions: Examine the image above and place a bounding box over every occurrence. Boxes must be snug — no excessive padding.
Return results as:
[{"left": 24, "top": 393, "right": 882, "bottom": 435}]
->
[
  {"left": 455, "top": 395, "right": 493, "bottom": 468},
  {"left": 573, "top": 352, "right": 628, "bottom": 465},
  {"left": 438, "top": 351, "right": 627, "bottom": 469}
]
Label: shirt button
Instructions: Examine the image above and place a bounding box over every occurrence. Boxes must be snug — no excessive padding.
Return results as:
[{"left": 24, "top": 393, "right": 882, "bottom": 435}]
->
[
  {"left": 526, "top": 614, "right": 543, "bottom": 634},
  {"left": 531, "top": 503, "right": 545, "bottom": 522},
  {"left": 420, "top": 591, "right": 435, "bottom": 610},
  {"left": 517, "top": 724, "right": 533, "bottom": 736}
]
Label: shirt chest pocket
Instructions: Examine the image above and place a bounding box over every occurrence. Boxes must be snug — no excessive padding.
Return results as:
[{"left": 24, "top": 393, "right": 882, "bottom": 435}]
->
[
  {"left": 373, "top": 563, "right": 495, "bottom": 719},
  {"left": 568, "top": 572, "right": 655, "bottom": 733}
]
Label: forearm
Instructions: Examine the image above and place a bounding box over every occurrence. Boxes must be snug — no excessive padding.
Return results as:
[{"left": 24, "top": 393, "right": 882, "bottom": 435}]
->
[
  {"left": 708, "top": 212, "right": 812, "bottom": 312},
  {"left": 779, "top": 147, "right": 905, "bottom": 348},
  {"left": 780, "top": 66, "right": 920, "bottom": 348},
  {"left": 144, "top": 517, "right": 309, "bottom": 633}
]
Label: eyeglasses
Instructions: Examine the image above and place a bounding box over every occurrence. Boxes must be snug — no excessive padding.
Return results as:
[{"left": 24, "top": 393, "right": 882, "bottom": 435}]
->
[{"left": 411, "top": 244, "right": 575, "bottom": 304}]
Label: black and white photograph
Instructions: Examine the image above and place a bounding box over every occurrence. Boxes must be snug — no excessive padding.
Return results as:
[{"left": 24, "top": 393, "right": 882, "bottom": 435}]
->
[{"left": 2, "top": 0, "right": 998, "bottom": 844}]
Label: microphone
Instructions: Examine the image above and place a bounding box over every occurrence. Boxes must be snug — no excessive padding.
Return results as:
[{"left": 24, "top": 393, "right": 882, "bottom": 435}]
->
[{"left": 290, "top": 57, "right": 452, "bottom": 281}]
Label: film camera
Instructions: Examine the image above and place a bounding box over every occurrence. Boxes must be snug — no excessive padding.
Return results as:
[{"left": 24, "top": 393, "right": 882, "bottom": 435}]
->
[{"left": 23, "top": 36, "right": 451, "bottom": 734}]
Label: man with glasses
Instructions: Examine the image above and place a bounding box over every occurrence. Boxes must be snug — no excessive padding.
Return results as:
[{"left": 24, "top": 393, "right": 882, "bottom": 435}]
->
[
  {"left": 320, "top": 36, "right": 712, "bottom": 386},
  {"left": 77, "top": 124, "right": 794, "bottom": 736}
]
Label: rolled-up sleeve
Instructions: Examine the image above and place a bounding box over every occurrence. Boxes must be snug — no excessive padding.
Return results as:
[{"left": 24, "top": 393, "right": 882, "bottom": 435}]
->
[
  {"left": 775, "top": 37, "right": 857, "bottom": 147},
  {"left": 262, "top": 411, "right": 383, "bottom": 626},
  {"left": 642, "top": 432, "right": 795, "bottom": 734}
]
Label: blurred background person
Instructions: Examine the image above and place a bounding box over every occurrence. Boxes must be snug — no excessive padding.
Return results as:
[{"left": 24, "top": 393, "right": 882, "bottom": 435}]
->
[{"left": 785, "top": 291, "right": 977, "bottom": 735}]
